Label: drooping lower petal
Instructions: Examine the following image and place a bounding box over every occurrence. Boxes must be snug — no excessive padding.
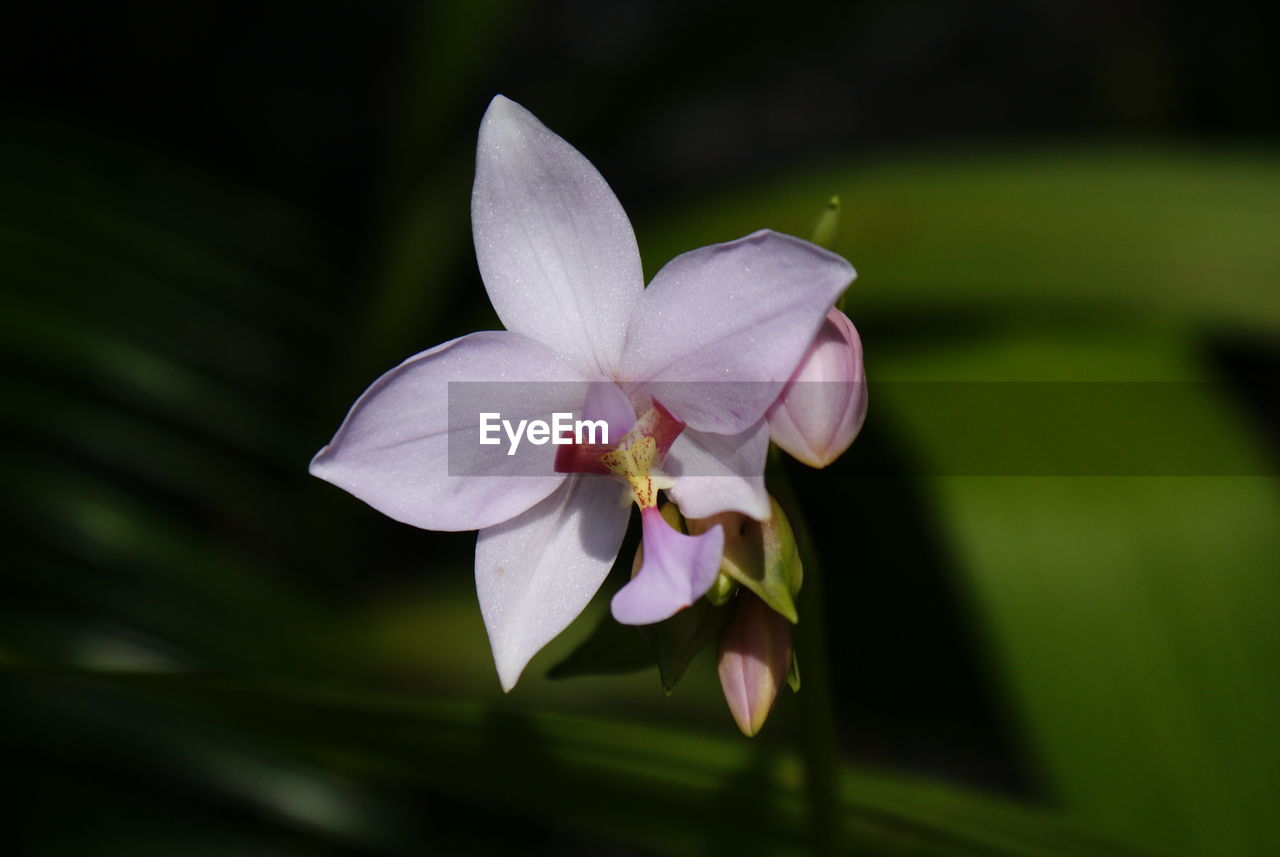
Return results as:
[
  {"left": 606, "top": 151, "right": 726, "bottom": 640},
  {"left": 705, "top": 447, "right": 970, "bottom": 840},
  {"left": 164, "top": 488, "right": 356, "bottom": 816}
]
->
[
  {"left": 611, "top": 506, "right": 724, "bottom": 625},
  {"left": 666, "top": 420, "right": 771, "bottom": 521},
  {"left": 620, "top": 229, "right": 856, "bottom": 435},
  {"left": 310, "top": 330, "right": 585, "bottom": 532},
  {"left": 476, "top": 473, "right": 631, "bottom": 691}
]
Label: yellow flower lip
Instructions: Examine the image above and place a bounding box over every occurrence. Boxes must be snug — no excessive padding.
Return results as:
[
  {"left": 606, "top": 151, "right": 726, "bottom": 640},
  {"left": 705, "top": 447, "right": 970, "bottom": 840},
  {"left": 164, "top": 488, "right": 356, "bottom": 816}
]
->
[
  {"left": 602, "top": 436, "right": 662, "bottom": 508},
  {"left": 596, "top": 400, "right": 684, "bottom": 509}
]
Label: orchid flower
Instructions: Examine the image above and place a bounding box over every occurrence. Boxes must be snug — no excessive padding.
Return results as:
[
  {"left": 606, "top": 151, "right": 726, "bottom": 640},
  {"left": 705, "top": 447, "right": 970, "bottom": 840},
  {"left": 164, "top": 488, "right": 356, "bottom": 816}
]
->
[{"left": 310, "top": 96, "right": 856, "bottom": 690}]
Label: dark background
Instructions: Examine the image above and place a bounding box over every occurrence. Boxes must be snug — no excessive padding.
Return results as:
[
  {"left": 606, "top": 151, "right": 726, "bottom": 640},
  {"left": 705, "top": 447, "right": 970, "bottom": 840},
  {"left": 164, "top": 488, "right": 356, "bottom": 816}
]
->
[{"left": 4, "top": 2, "right": 1278, "bottom": 855}]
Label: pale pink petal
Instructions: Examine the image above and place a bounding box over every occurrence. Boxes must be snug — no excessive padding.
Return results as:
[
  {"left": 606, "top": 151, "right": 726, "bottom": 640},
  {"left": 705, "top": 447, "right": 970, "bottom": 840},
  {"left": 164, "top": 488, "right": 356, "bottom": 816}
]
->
[
  {"left": 611, "top": 506, "right": 724, "bottom": 625},
  {"left": 472, "top": 96, "right": 644, "bottom": 377},
  {"left": 310, "top": 331, "right": 586, "bottom": 532},
  {"left": 581, "top": 381, "right": 635, "bottom": 443},
  {"left": 476, "top": 474, "right": 632, "bottom": 690},
  {"left": 554, "top": 382, "right": 635, "bottom": 475},
  {"left": 620, "top": 230, "right": 855, "bottom": 434},
  {"left": 666, "top": 421, "right": 771, "bottom": 521}
]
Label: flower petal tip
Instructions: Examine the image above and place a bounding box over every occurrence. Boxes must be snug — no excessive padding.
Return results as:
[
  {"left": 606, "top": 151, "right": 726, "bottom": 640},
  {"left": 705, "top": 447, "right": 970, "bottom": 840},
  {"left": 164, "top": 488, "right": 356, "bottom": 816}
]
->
[
  {"left": 489, "top": 634, "right": 536, "bottom": 694},
  {"left": 483, "top": 94, "right": 526, "bottom": 128},
  {"left": 749, "top": 228, "right": 857, "bottom": 281},
  {"left": 306, "top": 446, "right": 330, "bottom": 478}
]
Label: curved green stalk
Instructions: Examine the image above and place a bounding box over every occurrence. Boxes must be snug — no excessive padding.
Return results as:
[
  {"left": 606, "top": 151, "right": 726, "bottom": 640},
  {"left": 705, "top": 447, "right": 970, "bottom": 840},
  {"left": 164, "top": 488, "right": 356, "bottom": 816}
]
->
[{"left": 768, "top": 450, "right": 842, "bottom": 855}]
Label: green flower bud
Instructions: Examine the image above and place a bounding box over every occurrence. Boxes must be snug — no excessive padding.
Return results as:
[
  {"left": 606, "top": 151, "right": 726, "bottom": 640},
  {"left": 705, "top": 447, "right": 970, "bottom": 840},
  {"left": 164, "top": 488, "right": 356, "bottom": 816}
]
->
[{"left": 705, "top": 570, "right": 738, "bottom": 606}]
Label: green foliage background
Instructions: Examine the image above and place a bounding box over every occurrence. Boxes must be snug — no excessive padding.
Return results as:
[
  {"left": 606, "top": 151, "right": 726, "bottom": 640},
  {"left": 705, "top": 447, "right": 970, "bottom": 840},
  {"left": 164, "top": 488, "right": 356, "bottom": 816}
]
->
[{"left": 4, "top": 2, "right": 1277, "bottom": 855}]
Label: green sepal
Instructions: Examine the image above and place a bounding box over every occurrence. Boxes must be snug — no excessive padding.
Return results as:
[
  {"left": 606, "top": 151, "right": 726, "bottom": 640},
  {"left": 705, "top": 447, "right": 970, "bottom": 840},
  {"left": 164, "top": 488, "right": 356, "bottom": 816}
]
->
[
  {"left": 547, "top": 609, "right": 652, "bottom": 680},
  {"left": 806, "top": 195, "right": 840, "bottom": 251},
  {"left": 688, "top": 496, "right": 804, "bottom": 623},
  {"left": 786, "top": 650, "right": 801, "bottom": 693},
  {"left": 805, "top": 195, "right": 853, "bottom": 311},
  {"left": 643, "top": 597, "right": 731, "bottom": 694},
  {"left": 657, "top": 501, "right": 686, "bottom": 532}
]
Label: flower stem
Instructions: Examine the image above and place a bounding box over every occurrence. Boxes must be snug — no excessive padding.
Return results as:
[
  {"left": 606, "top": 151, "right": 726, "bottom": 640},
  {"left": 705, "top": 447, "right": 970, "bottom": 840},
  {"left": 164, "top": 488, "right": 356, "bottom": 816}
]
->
[{"left": 768, "top": 452, "right": 842, "bottom": 855}]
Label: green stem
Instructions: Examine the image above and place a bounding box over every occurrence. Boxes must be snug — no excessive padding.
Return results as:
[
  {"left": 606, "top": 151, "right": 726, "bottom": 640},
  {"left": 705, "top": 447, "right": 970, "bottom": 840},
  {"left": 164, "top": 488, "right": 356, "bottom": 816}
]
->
[{"left": 769, "top": 452, "right": 842, "bottom": 855}]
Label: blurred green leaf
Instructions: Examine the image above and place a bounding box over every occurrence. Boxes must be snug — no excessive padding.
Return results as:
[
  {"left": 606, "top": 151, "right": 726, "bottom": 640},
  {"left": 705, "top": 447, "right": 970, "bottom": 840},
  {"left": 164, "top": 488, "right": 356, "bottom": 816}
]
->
[
  {"left": 872, "top": 334, "right": 1280, "bottom": 856},
  {"left": 650, "top": 150, "right": 1280, "bottom": 854},
  {"left": 639, "top": 149, "right": 1280, "bottom": 336},
  {"left": 348, "top": 0, "right": 517, "bottom": 386},
  {"left": 645, "top": 597, "right": 731, "bottom": 695},
  {"left": 548, "top": 610, "right": 653, "bottom": 680},
  {"left": 3, "top": 670, "right": 1155, "bottom": 857}
]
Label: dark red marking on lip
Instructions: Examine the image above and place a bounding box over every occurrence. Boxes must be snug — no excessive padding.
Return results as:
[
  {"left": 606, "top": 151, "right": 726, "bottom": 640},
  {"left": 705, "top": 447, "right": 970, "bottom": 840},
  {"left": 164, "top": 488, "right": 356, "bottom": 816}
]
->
[
  {"left": 554, "top": 439, "right": 614, "bottom": 475},
  {"left": 554, "top": 398, "right": 686, "bottom": 476},
  {"left": 636, "top": 398, "right": 685, "bottom": 462}
]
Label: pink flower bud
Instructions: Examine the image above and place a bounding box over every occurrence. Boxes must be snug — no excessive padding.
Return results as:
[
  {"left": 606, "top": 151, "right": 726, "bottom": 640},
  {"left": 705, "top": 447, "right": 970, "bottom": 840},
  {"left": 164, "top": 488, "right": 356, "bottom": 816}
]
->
[
  {"left": 767, "top": 307, "right": 866, "bottom": 468},
  {"left": 717, "top": 592, "right": 792, "bottom": 736}
]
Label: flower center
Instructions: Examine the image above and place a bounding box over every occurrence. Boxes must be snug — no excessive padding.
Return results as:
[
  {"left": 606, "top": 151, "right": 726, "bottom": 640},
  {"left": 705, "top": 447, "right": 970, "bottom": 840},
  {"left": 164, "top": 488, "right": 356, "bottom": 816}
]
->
[
  {"left": 554, "top": 397, "right": 685, "bottom": 508},
  {"left": 601, "top": 436, "right": 668, "bottom": 508}
]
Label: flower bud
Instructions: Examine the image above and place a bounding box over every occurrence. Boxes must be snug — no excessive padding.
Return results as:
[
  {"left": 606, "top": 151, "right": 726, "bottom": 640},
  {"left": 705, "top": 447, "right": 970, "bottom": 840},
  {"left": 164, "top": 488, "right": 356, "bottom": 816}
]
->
[
  {"left": 767, "top": 307, "right": 866, "bottom": 468},
  {"left": 687, "top": 498, "right": 801, "bottom": 623},
  {"left": 806, "top": 195, "right": 841, "bottom": 252},
  {"left": 717, "top": 591, "right": 792, "bottom": 736},
  {"left": 705, "top": 570, "right": 738, "bottom": 606}
]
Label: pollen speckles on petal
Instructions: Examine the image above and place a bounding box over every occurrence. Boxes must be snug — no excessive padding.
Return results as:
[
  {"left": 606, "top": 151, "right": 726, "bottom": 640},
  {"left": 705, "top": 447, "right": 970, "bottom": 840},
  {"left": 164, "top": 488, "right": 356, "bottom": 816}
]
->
[
  {"left": 595, "top": 402, "right": 685, "bottom": 510},
  {"left": 631, "top": 435, "right": 657, "bottom": 473}
]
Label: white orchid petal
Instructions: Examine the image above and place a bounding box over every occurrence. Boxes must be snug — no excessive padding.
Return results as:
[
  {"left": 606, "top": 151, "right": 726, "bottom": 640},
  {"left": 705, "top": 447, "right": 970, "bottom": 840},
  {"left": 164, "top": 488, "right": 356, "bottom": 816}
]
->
[
  {"left": 310, "top": 331, "right": 586, "bottom": 532},
  {"left": 472, "top": 95, "right": 644, "bottom": 377},
  {"left": 582, "top": 381, "right": 636, "bottom": 442},
  {"left": 621, "top": 230, "right": 855, "bottom": 434},
  {"left": 666, "top": 421, "right": 771, "bottom": 521},
  {"left": 476, "top": 474, "right": 632, "bottom": 691}
]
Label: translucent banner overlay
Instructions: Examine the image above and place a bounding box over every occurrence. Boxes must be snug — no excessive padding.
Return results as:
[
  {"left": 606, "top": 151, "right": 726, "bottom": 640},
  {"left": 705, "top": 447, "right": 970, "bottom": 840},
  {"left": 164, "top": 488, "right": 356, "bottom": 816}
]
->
[{"left": 448, "top": 381, "right": 1278, "bottom": 477}]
